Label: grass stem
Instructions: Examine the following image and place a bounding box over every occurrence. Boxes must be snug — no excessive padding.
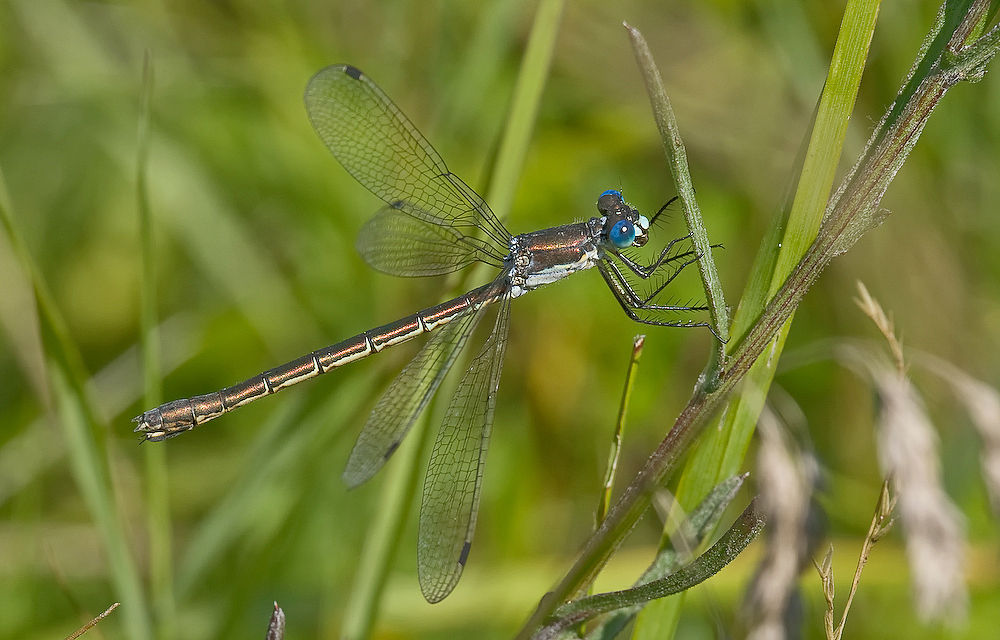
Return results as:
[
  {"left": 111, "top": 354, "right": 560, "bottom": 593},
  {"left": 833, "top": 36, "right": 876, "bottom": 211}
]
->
[
  {"left": 136, "top": 51, "right": 176, "bottom": 640},
  {"left": 625, "top": 25, "right": 730, "bottom": 378}
]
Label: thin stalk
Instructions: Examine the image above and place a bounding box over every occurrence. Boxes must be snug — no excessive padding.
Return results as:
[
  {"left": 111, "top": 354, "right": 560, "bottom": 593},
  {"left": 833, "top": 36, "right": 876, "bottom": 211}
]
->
[
  {"left": 517, "top": 2, "right": 997, "bottom": 636},
  {"left": 64, "top": 602, "right": 120, "bottom": 640},
  {"left": 136, "top": 52, "right": 175, "bottom": 640},
  {"left": 583, "top": 334, "right": 643, "bottom": 627},
  {"left": 596, "top": 336, "right": 645, "bottom": 527},
  {"left": 339, "top": 0, "right": 566, "bottom": 629},
  {"left": 580, "top": 474, "right": 748, "bottom": 640},
  {"left": 817, "top": 480, "right": 897, "bottom": 640},
  {"left": 266, "top": 603, "right": 286, "bottom": 640}
]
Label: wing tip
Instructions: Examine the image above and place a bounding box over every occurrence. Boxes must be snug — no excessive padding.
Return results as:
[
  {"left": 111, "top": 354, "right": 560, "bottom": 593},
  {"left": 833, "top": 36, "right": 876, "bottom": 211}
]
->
[
  {"left": 341, "top": 462, "right": 368, "bottom": 489},
  {"left": 420, "top": 575, "right": 460, "bottom": 604},
  {"left": 304, "top": 63, "right": 363, "bottom": 103},
  {"left": 418, "top": 543, "right": 471, "bottom": 604}
]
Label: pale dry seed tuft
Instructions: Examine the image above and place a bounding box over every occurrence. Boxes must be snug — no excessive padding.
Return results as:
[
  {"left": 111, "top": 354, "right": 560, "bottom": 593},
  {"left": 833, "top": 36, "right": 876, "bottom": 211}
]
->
[{"left": 744, "top": 404, "right": 816, "bottom": 640}]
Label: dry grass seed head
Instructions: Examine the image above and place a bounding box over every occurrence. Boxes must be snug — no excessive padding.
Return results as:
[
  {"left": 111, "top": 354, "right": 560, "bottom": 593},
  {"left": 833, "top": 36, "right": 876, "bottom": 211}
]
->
[{"left": 744, "top": 404, "right": 815, "bottom": 640}]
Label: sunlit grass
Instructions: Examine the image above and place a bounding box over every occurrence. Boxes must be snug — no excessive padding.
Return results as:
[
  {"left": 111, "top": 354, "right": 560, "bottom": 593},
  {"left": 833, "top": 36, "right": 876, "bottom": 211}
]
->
[
  {"left": 0, "top": 1, "right": 998, "bottom": 639},
  {"left": 636, "top": 0, "right": 883, "bottom": 635}
]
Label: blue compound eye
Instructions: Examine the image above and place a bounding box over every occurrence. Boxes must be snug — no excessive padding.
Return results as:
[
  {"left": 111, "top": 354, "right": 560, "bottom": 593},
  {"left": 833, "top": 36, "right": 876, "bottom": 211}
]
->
[
  {"left": 609, "top": 219, "right": 636, "bottom": 248},
  {"left": 600, "top": 189, "right": 622, "bottom": 199}
]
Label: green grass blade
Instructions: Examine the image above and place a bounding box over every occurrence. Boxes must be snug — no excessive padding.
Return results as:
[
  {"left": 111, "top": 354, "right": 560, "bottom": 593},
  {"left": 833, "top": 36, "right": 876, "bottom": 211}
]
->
[
  {"left": 586, "top": 474, "right": 748, "bottom": 639},
  {"left": 550, "top": 500, "right": 764, "bottom": 625},
  {"left": 626, "top": 25, "right": 730, "bottom": 358},
  {"left": 337, "top": 0, "right": 565, "bottom": 631},
  {"left": 0, "top": 202, "right": 50, "bottom": 408},
  {"left": 135, "top": 51, "right": 176, "bottom": 640},
  {"left": 52, "top": 368, "right": 152, "bottom": 640},
  {"left": 340, "top": 413, "right": 431, "bottom": 640},
  {"left": 769, "top": 3, "right": 883, "bottom": 295},
  {"left": 1, "top": 162, "right": 153, "bottom": 640},
  {"left": 485, "top": 0, "right": 565, "bottom": 221},
  {"left": 632, "top": 1, "right": 882, "bottom": 637}
]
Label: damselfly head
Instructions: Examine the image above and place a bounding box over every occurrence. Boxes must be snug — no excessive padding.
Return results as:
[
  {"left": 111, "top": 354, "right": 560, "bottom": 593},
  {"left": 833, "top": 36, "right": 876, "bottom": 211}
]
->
[
  {"left": 597, "top": 189, "right": 648, "bottom": 248},
  {"left": 597, "top": 189, "right": 628, "bottom": 216}
]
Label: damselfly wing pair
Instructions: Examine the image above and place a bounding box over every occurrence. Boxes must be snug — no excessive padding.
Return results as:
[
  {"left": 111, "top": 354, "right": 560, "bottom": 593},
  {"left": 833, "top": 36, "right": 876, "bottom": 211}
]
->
[{"left": 133, "top": 64, "right": 708, "bottom": 603}]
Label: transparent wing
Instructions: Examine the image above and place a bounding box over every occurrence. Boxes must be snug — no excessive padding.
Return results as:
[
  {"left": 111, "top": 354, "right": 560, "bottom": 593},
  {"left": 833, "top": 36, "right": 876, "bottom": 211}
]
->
[
  {"left": 305, "top": 64, "right": 511, "bottom": 255},
  {"left": 357, "top": 205, "right": 506, "bottom": 277},
  {"left": 417, "top": 294, "right": 512, "bottom": 603},
  {"left": 342, "top": 280, "right": 505, "bottom": 488}
]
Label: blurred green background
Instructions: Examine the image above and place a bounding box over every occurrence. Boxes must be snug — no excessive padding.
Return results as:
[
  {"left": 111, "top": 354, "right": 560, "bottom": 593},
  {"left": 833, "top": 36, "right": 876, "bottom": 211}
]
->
[{"left": 0, "top": 0, "right": 998, "bottom": 638}]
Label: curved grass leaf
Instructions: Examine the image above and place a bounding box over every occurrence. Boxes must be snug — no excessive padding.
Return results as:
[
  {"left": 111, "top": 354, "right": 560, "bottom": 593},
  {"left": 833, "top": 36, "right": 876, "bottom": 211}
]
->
[
  {"left": 534, "top": 498, "right": 764, "bottom": 639},
  {"left": 585, "top": 474, "right": 750, "bottom": 640}
]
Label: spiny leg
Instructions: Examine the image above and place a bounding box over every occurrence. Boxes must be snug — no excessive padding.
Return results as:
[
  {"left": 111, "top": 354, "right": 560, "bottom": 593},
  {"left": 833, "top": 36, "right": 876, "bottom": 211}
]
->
[
  {"left": 616, "top": 234, "right": 693, "bottom": 279},
  {"left": 648, "top": 195, "right": 679, "bottom": 227},
  {"left": 604, "top": 253, "right": 706, "bottom": 310},
  {"left": 598, "top": 261, "right": 709, "bottom": 329},
  {"left": 637, "top": 253, "right": 703, "bottom": 305},
  {"left": 616, "top": 238, "right": 724, "bottom": 281}
]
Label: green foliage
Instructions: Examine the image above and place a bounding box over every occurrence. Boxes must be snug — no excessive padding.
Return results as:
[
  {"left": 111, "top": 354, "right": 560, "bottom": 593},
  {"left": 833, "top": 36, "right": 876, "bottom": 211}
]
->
[{"left": 0, "top": 2, "right": 998, "bottom": 640}]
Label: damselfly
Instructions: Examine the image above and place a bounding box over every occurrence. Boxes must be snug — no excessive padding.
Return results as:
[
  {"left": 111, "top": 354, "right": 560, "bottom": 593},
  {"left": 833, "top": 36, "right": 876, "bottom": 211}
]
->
[{"left": 133, "top": 64, "right": 708, "bottom": 603}]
